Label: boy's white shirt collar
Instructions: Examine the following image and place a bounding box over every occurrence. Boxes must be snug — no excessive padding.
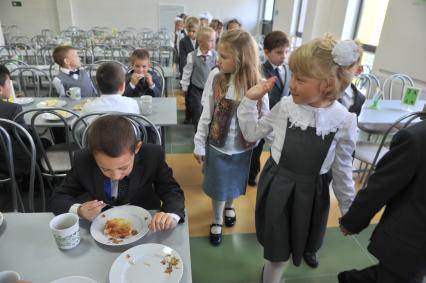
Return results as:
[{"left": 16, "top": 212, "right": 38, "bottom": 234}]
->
[
  {"left": 268, "top": 60, "right": 283, "bottom": 70},
  {"left": 59, "top": 67, "right": 81, "bottom": 74},
  {"left": 196, "top": 47, "right": 213, "bottom": 57},
  {"left": 99, "top": 93, "right": 122, "bottom": 97}
]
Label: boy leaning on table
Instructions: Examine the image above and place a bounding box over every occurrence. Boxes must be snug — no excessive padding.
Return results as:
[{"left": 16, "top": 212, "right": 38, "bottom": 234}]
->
[{"left": 50, "top": 114, "right": 185, "bottom": 232}]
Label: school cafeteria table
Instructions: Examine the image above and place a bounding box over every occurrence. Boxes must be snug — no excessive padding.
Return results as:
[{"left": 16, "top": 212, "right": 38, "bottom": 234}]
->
[
  {"left": 358, "top": 99, "right": 426, "bottom": 128},
  {"left": 0, "top": 212, "right": 192, "bottom": 283},
  {"left": 21, "top": 97, "right": 177, "bottom": 126},
  {"left": 20, "top": 97, "right": 177, "bottom": 146}
]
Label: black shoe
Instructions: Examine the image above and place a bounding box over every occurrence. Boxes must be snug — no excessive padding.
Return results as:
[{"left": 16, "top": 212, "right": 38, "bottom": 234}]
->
[
  {"left": 337, "top": 270, "right": 352, "bottom": 283},
  {"left": 303, "top": 252, "right": 319, "bottom": 268},
  {"left": 183, "top": 118, "right": 192, "bottom": 125},
  {"left": 209, "top": 224, "right": 222, "bottom": 246},
  {"left": 248, "top": 179, "right": 257, "bottom": 186},
  {"left": 224, "top": 207, "right": 236, "bottom": 227}
]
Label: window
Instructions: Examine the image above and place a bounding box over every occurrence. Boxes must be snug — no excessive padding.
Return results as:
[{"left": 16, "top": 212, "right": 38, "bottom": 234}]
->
[
  {"left": 356, "top": 0, "right": 390, "bottom": 52},
  {"left": 263, "top": 0, "right": 275, "bottom": 21}
]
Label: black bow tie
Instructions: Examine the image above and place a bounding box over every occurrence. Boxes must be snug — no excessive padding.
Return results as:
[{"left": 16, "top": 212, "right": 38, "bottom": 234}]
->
[{"left": 69, "top": 70, "right": 80, "bottom": 76}]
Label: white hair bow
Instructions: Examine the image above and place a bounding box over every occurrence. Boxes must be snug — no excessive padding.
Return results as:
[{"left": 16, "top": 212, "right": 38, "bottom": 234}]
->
[{"left": 331, "top": 40, "right": 360, "bottom": 66}]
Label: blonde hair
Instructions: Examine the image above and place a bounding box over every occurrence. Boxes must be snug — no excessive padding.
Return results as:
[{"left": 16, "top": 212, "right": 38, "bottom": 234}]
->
[
  {"left": 216, "top": 29, "right": 262, "bottom": 102},
  {"left": 289, "top": 34, "right": 363, "bottom": 101},
  {"left": 197, "top": 27, "right": 215, "bottom": 41},
  {"left": 185, "top": 16, "right": 200, "bottom": 30}
]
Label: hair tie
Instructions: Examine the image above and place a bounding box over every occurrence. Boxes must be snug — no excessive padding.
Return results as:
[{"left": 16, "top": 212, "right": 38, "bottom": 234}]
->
[{"left": 331, "top": 40, "right": 360, "bottom": 66}]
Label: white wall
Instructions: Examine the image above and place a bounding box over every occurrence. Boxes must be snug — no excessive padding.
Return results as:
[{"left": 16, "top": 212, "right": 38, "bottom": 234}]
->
[
  {"left": 0, "top": 0, "right": 260, "bottom": 35},
  {"left": 0, "top": 0, "right": 60, "bottom": 37},
  {"left": 372, "top": 0, "right": 426, "bottom": 90}
]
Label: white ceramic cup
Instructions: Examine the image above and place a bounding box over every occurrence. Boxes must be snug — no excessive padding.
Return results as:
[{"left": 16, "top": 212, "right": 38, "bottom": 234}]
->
[
  {"left": 49, "top": 213, "right": 80, "bottom": 250},
  {"left": 140, "top": 95, "right": 153, "bottom": 116},
  {"left": 65, "top": 87, "right": 81, "bottom": 100},
  {"left": 0, "top": 271, "right": 20, "bottom": 283}
]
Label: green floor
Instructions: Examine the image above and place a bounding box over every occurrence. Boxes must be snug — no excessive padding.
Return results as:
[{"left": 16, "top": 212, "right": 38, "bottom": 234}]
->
[{"left": 189, "top": 227, "right": 378, "bottom": 283}]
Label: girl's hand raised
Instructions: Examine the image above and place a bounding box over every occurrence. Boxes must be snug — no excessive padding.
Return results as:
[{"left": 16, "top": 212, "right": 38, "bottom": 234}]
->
[{"left": 246, "top": 77, "right": 277, "bottom": 100}]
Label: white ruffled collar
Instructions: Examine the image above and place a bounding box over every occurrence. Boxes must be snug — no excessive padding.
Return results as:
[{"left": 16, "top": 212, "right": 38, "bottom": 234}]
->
[{"left": 283, "top": 96, "right": 350, "bottom": 138}]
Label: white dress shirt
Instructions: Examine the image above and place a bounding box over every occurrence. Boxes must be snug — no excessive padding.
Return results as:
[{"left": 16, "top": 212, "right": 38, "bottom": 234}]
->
[
  {"left": 180, "top": 48, "right": 214, "bottom": 91},
  {"left": 237, "top": 96, "right": 357, "bottom": 215},
  {"left": 82, "top": 94, "right": 140, "bottom": 114},
  {"left": 194, "top": 68, "right": 269, "bottom": 156},
  {"left": 340, "top": 85, "right": 355, "bottom": 110},
  {"left": 269, "top": 62, "right": 286, "bottom": 86}
]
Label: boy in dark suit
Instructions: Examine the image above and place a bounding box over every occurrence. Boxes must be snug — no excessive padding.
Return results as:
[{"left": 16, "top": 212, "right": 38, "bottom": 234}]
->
[
  {"left": 248, "top": 31, "right": 291, "bottom": 186},
  {"left": 50, "top": 115, "right": 185, "bottom": 231},
  {"left": 338, "top": 119, "right": 426, "bottom": 283},
  {"left": 123, "top": 49, "right": 161, "bottom": 98},
  {"left": 179, "top": 16, "right": 200, "bottom": 124},
  {"left": 0, "top": 64, "right": 31, "bottom": 176}
]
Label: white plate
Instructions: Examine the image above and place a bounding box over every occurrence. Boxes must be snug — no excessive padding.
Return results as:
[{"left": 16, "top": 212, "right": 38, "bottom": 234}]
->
[
  {"left": 0, "top": 270, "right": 20, "bottom": 283},
  {"left": 0, "top": 212, "right": 3, "bottom": 226},
  {"left": 50, "top": 276, "right": 97, "bottom": 283},
  {"left": 41, "top": 111, "right": 73, "bottom": 121},
  {"left": 14, "top": 97, "right": 34, "bottom": 105},
  {"left": 109, "top": 243, "right": 183, "bottom": 283},
  {"left": 90, "top": 205, "right": 152, "bottom": 246},
  {"left": 36, "top": 99, "right": 67, "bottom": 108}
]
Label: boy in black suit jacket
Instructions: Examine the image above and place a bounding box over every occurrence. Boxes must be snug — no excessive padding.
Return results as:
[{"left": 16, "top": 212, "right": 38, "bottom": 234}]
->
[
  {"left": 179, "top": 16, "right": 199, "bottom": 124},
  {"left": 123, "top": 49, "right": 161, "bottom": 97},
  {"left": 50, "top": 115, "right": 185, "bottom": 232},
  {"left": 248, "top": 31, "right": 291, "bottom": 186},
  {"left": 0, "top": 65, "right": 31, "bottom": 176},
  {"left": 338, "top": 119, "right": 426, "bottom": 283}
]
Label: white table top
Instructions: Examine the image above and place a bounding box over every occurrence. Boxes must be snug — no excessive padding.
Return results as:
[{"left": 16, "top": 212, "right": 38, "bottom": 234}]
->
[
  {"left": 21, "top": 97, "right": 177, "bottom": 127},
  {"left": 359, "top": 99, "right": 426, "bottom": 126},
  {"left": 0, "top": 212, "right": 192, "bottom": 283}
]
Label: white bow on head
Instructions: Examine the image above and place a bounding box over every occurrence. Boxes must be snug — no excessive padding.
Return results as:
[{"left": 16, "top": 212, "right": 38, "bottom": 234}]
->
[{"left": 331, "top": 40, "right": 360, "bottom": 67}]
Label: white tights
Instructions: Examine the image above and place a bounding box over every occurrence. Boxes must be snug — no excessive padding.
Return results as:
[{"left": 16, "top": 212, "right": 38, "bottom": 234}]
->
[{"left": 263, "top": 260, "right": 287, "bottom": 283}]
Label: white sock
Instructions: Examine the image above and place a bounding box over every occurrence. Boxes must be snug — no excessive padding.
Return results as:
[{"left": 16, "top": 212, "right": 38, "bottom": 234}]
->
[
  {"left": 263, "top": 260, "right": 287, "bottom": 283},
  {"left": 224, "top": 200, "right": 235, "bottom": 217},
  {"left": 211, "top": 200, "right": 225, "bottom": 234}
]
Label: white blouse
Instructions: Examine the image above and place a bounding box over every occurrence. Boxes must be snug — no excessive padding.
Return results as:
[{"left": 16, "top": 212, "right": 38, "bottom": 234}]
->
[
  {"left": 237, "top": 96, "right": 357, "bottom": 215},
  {"left": 194, "top": 69, "right": 269, "bottom": 156}
]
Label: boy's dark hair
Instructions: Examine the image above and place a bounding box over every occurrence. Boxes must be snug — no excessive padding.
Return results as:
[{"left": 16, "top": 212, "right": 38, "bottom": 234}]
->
[
  {"left": 0, "top": 65, "right": 11, "bottom": 87},
  {"left": 226, "top": 19, "right": 241, "bottom": 30},
  {"left": 52, "top": 45, "right": 76, "bottom": 67},
  {"left": 96, "top": 62, "right": 125, "bottom": 94},
  {"left": 130, "top": 49, "right": 150, "bottom": 65},
  {"left": 88, "top": 115, "right": 138, "bottom": 157},
  {"left": 264, "top": 31, "right": 290, "bottom": 51}
]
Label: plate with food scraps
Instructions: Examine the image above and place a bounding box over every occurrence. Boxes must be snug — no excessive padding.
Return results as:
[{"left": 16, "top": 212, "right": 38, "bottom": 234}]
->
[
  {"left": 41, "top": 110, "right": 73, "bottom": 121},
  {"left": 14, "top": 97, "right": 34, "bottom": 105},
  {"left": 36, "top": 99, "right": 67, "bottom": 108},
  {"left": 109, "top": 243, "right": 183, "bottom": 283},
  {"left": 90, "top": 205, "right": 152, "bottom": 246}
]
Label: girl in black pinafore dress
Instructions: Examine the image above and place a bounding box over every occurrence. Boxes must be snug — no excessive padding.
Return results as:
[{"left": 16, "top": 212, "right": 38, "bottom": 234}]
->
[{"left": 238, "top": 36, "right": 362, "bottom": 283}]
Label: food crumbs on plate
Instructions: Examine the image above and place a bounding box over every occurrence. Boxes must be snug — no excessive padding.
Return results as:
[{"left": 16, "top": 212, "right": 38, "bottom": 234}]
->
[
  {"left": 109, "top": 237, "right": 123, "bottom": 244},
  {"left": 144, "top": 216, "right": 148, "bottom": 221},
  {"left": 126, "top": 253, "right": 135, "bottom": 265},
  {"left": 131, "top": 229, "right": 138, "bottom": 235},
  {"left": 161, "top": 255, "right": 180, "bottom": 274},
  {"left": 101, "top": 214, "right": 106, "bottom": 218}
]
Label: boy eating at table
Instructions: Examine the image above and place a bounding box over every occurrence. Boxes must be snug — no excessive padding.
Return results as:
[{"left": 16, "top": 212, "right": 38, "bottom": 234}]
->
[
  {"left": 123, "top": 49, "right": 162, "bottom": 97},
  {"left": 52, "top": 45, "right": 97, "bottom": 97},
  {"left": 50, "top": 114, "right": 185, "bottom": 231}
]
